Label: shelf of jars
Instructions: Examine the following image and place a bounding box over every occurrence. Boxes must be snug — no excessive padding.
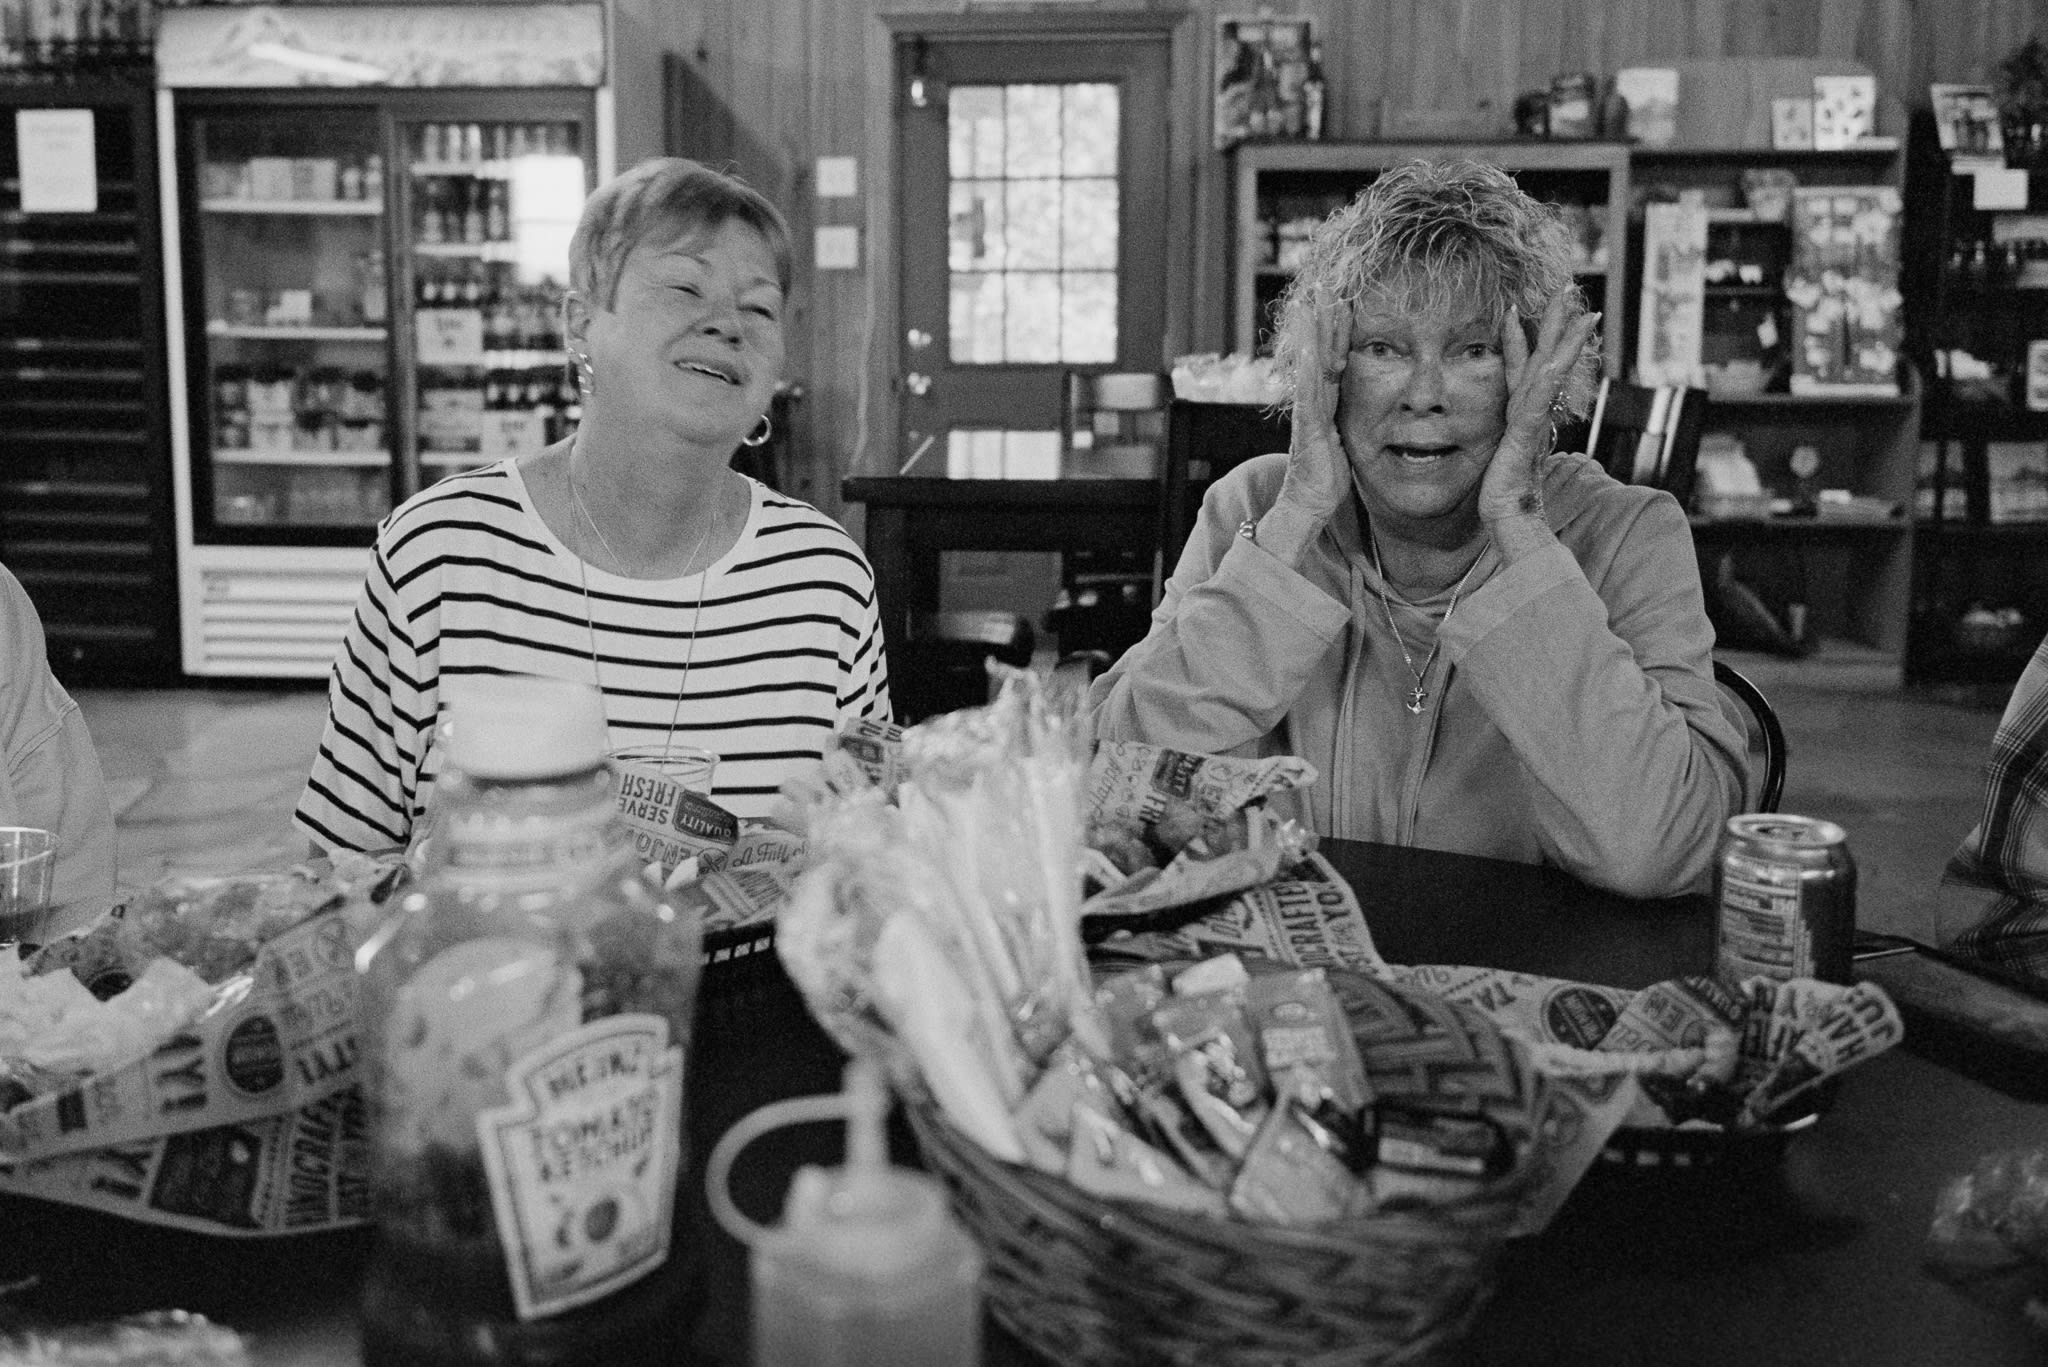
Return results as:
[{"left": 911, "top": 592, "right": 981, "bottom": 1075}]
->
[
  {"left": 199, "top": 199, "right": 385, "bottom": 217},
  {"left": 208, "top": 322, "right": 388, "bottom": 342},
  {"left": 212, "top": 448, "right": 391, "bottom": 468}
]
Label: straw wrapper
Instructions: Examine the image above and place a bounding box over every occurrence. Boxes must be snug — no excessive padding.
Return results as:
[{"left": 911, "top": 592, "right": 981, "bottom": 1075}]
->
[{"left": 778, "top": 673, "right": 1098, "bottom": 1163}]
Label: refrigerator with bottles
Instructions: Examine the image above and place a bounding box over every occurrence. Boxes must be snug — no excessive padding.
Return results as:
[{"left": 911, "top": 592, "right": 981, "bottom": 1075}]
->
[{"left": 155, "top": 3, "right": 609, "bottom": 676}]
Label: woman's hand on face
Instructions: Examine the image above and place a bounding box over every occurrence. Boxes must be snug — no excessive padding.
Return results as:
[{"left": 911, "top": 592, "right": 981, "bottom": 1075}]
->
[
  {"left": 1478, "top": 297, "right": 1600, "bottom": 538},
  {"left": 1258, "top": 300, "right": 1351, "bottom": 567}
]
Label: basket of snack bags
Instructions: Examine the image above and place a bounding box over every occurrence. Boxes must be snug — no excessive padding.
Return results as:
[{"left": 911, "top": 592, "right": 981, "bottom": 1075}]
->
[
  {"left": 776, "top": 676, "right": 1654, "bottom": 1366},
  {"left": 0, "top": 854, "right": 404, "bottom": 1236},
  {"left": 1107, "top": 875, "right": 1908, "bottom": 1173}
]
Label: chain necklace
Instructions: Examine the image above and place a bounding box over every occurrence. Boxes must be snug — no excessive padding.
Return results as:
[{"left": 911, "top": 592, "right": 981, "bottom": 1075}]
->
[
  {"left": 569, "top": 457, "right": 718, "bottom": 751},
  {"left": 1366, "top": 527, "right": 1487, "bottom": 716}
]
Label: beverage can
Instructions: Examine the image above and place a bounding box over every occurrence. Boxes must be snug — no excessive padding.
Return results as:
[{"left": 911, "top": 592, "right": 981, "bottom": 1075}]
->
[{"left": 1712, "top": 813, "right": 1856, "bottom": 985}]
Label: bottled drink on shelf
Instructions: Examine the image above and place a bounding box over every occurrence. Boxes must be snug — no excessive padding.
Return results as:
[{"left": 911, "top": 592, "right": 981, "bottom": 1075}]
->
[
  {"left": 355, "top": 677, "right": 701, "bottom": 1367},
  {"left": 358, "top": 248, "right": 388, "bottom": 325},
  {"left": 461, "top": 179, "right": 486, "bottom": 245},
  {"left": 419, "top": 180, "right": 446, "bottom": 244},
  {"left": 1302, "top": 43, "right": 1327, "bottom": 140},
  {"left": 485, "top": 180, "right": 509, "bottom": 242}
]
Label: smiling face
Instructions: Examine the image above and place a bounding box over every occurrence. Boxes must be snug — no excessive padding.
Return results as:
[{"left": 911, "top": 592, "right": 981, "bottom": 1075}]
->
[
  {"left": 572, "top": 216, "right": 786, "bottom": 453},
  {"left": 1338, "top": 294, "right": 1509, "bottom": 539}
]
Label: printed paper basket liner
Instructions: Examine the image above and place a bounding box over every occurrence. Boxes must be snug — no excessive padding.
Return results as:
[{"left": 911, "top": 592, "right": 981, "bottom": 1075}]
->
[{"left": 1, "top": 909, "right": 363, "bottom": 1164}]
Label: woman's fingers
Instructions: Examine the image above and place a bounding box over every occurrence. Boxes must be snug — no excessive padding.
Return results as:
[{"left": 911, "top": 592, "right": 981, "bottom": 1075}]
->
[
  {"left": 1279, "top": 298, "right": 1348, "bottom": 524},
  {"left": 1320, "top": 300, "right": 1351, "bottom": 378}
]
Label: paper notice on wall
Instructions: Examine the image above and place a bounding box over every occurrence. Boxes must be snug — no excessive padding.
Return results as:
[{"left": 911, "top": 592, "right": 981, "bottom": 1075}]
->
[{"left": 14, "top": 109, "right": 97, "bottom": 213}]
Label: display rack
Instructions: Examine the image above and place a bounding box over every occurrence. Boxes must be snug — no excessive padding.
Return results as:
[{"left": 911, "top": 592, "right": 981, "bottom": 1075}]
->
[
  {"left": 1628, "top": 143, "right": 1917, "bottom": 663},
  {"left": 0, "top": 75, "right": 178, "bottom": 683},
  {"left": 1903, "top": 107, "right": 2048, "bottom": 689}
]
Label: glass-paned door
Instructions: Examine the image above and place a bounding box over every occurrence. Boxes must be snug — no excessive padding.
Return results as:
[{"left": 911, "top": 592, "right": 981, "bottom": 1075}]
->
[
  {"left": 898, "top": 36, "right": 1168, "bottom": 477},
  {"left": 398, "top": 117, "right": 585, "bottom": 486},
  {"left": 189, "top": 107, "right": 392, "bottom": 536}
]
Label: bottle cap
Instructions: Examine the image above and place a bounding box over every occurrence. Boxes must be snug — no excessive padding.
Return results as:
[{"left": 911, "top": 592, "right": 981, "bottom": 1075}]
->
[{"left": 445, "top": 674, "right": 607, "bottom": 779}]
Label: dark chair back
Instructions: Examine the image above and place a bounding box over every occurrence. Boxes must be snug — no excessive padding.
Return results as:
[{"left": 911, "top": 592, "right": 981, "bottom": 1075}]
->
[
  {"left": 1713, "top": 658, "right": 1787, "bottom": 813},
  {"left": 1585, "top": 378, "right": 1709, "bottom": 509},
  {"left": 1159, "top": 398, "right": 1291, "bottom": 575},
  {"left": 894, "top": 611, "right": 1036, "bottom": 724}
]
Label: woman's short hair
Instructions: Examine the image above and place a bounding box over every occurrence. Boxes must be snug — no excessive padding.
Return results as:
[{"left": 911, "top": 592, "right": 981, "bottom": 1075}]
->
[
  {"left": 569, "top": 157, "right": 793, "bottom": 308},
  {"left": 1274, "top": 159, "right": 1599, "bottom": 418}
]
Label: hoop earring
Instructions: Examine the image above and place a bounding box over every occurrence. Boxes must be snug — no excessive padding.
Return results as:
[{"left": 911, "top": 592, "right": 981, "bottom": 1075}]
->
[
  {"left": 567, "top": 349, "right": 594, "bottom": 396},
  {"left": 742, "top": 413, "right": 773, "bottom": 447}
]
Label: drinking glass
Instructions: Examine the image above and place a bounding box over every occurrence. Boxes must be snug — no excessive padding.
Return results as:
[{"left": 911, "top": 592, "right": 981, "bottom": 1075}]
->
[
  {"left": 608, "top": 743, "right": 718, "bottom": 795},
  {"left": 0, "top": 827, "right": 58, "bottom": 947}
]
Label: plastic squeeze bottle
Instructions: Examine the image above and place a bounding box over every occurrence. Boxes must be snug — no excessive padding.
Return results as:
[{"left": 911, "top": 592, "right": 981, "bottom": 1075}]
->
[{"left": 709, "top": 1058, "right": 984, "bottom": 1367}]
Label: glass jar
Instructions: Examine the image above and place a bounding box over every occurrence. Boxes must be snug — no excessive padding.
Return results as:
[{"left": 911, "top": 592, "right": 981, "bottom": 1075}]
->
[{"left": 356, "top": 675, "right": 704, "bottom": 1367}]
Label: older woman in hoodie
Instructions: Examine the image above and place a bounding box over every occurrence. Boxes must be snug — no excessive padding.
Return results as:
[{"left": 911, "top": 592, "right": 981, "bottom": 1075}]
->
[{"left": 1088, "top": 159, "right": 1745, "bottom": 897}]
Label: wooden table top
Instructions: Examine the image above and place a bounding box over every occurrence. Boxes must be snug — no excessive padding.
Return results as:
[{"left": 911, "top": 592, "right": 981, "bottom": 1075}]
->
[{"left": 4, "top": 838, "right": 2041, "bottom": 1365}]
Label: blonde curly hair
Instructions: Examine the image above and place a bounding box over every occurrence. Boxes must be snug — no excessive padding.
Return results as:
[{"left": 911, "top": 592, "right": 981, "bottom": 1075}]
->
[{"left": 1272, "top": 159, "right": 1600, "bottom": 418}]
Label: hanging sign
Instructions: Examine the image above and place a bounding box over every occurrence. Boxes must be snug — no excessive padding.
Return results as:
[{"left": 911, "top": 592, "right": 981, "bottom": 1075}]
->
[
  {"left": 156, "top": 4, "right": 606, "bottom": 89},
  {"left": 14, "top": 110, "right": 97, "bottom": 214}
]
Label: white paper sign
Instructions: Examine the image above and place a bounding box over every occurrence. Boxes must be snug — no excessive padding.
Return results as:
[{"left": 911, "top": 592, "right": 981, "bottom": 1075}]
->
[
  {"left": 415, "top": 308, "right": 485, "bottom": 364},
  {"left": 1973, "top": 167, "right": 2030, "bottom": 211},
  {"left": 14, "top": 110, "right": 97, "bottom": 213}
]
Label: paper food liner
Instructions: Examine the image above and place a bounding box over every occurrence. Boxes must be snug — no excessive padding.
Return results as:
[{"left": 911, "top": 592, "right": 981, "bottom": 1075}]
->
[
  {"left": 1080, "top": 742, "right": 1318, "bottom": 924},
  {"left": 2, "top": 857, "right": 404, "bottom": 1165}
]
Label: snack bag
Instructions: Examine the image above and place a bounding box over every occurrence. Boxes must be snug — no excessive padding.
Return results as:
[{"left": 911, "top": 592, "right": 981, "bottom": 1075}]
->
[
  {"left": 1109, "top": 854, "right": 1386, "bottom": 972},
  {"left": 1081, "top": 742, "right": 1318, "bottom": 926}
]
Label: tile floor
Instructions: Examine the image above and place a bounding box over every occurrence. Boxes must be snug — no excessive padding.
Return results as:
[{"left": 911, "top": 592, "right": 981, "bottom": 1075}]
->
[{"left": 70, "top": 645, "right": 2004, "bottom": 945}]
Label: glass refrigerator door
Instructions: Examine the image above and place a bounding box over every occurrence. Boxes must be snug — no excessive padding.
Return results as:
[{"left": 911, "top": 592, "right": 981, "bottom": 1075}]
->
[
  {"left": 189, "top": 106, "right": 392, "bottom": 538},
  {"left": 398, "top": 117, "right": 584, "bottom": 482}
]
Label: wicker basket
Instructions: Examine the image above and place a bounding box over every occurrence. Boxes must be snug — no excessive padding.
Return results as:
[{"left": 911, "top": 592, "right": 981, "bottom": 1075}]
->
[
  {"left": 899, "top": 969, "right": 1549, "bottom": 1367},
  {"left": 906, "top": 1104, "right": 1522, "bottom": 1367}
]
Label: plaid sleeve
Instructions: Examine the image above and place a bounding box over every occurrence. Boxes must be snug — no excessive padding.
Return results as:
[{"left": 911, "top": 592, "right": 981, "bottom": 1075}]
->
[{"left": 1943, "top": 634, "right": 2048, "bottom": 978}]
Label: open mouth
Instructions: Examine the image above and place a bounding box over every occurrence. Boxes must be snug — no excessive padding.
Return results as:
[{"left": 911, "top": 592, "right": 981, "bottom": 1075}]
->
[
  {"left": 677, "top": 358, "right": 742, "bottom": 385},
  {"left": 1388, "top": 444, "right": 1458, "bottom": 464}
]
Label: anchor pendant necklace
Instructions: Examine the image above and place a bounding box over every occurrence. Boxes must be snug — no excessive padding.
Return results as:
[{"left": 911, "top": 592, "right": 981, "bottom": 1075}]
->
[{"left": 1366, "top": 526, "right": 1487, "bottom": 715}]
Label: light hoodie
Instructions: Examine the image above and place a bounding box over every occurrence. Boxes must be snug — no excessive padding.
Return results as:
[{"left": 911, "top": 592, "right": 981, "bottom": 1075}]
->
[
  {"left": 0, "top": 563, "right": 116, "bottom": 933},
  {"left": 1087, "top": 451, "right": 1747, "bottom": 898}
]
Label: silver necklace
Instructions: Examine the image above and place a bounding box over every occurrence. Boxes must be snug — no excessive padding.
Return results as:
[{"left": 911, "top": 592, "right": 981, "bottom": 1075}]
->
[
  {"left": 1367, "top": 528, "right": 1486, "bottom": 715},
  {"left": 569, "top": 456, "right": 719, "bottom": 750}
]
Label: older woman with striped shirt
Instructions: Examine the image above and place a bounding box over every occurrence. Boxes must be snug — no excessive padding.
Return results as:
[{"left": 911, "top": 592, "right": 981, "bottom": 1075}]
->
[{"left": 295, "top": 158, "right": 891, "bottom": 852}]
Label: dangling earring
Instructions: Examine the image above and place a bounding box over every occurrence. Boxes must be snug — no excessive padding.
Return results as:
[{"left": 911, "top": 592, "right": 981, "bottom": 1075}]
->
[
  {"left": 568, "top": 349, "right": 594, "bottom": 396},
  {"left": 742, "top": 413, "right": 772, "bottom": 447}
]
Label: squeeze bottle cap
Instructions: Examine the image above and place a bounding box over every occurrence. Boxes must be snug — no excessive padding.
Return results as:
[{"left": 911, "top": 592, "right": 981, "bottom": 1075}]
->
[
  {"left": 444, "top": 674, "right": 608, "bottom": 780},
  {"left": 771, "top": 1059, "right": 965, "bottom": 1289}
]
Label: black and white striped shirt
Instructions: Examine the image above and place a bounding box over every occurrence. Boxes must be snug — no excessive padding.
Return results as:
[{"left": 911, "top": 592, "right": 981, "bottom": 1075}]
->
[{"left": 294, "top": 460, "right": 891, "bottom": 851}]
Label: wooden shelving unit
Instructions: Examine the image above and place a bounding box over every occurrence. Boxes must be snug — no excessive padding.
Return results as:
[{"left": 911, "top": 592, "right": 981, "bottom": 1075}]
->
[
  {"left": 1227, "top": 140, "right": 1631, "bottom": 378},
  {"left": 0, "top": 76, "right": 178, "bottom": 683},
  {"left": 1621, "top": 143, "right": 1920, "bottom": 662}
]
